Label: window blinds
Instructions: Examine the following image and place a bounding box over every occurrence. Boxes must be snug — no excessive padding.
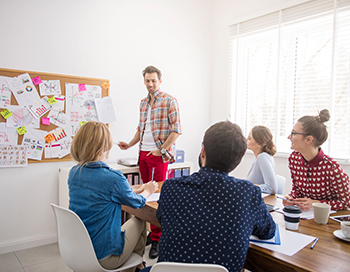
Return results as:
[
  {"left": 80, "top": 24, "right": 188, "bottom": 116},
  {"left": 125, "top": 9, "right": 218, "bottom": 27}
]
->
[{"left": 229, "top": 0, "right": 350, "bottom": 160}]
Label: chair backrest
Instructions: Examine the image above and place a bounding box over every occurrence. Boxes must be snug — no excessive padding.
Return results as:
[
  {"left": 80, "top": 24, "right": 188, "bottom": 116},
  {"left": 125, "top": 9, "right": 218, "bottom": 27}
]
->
[
  {"left": 51, "top": 203, "right": 142, "bottom": 272},
  {"left": 150, "top": 262, "right": 229, "bottom": 272},
  {"left": 51, "top": 203, "right": 106, "bottom": 272},
  {"left": 276, "top": 175, "right": 286, "bottom": 195}
]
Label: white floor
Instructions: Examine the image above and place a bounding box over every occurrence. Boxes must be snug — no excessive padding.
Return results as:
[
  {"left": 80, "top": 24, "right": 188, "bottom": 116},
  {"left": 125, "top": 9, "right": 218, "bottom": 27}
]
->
[{"left": 0, "top": 242, "right": 158, "bottom": 272}]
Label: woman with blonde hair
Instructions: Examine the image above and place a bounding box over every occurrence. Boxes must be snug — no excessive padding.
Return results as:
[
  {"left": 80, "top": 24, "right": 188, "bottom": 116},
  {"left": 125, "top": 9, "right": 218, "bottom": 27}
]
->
[
  {"left": 283, "top": 109, "right": 350, "bottom": 211},
  {"left": 69, "top": 121, "right": 158, "bottom": 272},
  {"left": 247, "top": 125, "right": 278, "bottom": 194}
]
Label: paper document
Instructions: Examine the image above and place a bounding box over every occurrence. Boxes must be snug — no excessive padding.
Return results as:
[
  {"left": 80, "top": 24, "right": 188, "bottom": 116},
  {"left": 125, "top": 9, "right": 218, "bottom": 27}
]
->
[
  {"left": 250, "top": 224, "right": 316, "bottom": 256},
  {"left": 95, "top": 96, "right": 117, "bottom": 124},
  {"left": 118, "top": 158, "right": 138, "bottom": 167},
  {"left": 146, "top": 193, "right": 160, "bottom": 202},
  {"left": 300, "top": 208, "right": 336, "bottom": 219}
]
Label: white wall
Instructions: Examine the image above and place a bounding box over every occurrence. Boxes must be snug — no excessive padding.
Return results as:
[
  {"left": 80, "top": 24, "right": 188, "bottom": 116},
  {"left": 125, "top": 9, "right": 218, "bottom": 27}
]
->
[
  {"left": 0, "top": 0, "right": 213, "bottom": 254},
  {"left": 1, "top": 0, "right": 350, "bottom": 255}
]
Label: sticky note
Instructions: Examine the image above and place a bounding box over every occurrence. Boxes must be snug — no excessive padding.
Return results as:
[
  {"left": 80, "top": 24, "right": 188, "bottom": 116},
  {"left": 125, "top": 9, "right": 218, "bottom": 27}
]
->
[
  {"left": 42, "top": 117, "right": 50, "bottom": 125},
  {"left": 47, "top": 96, "right": 57, "bottom": 104},
  {"left": 17, "top": 126, "right": 27, "bottom": 135},
  {"left": 80, "top": 121, "right": 87, "bottom": 126},
  {"left": 44, "top": 133, "right": 55, "bottom": 143},
  {"left": 32, "top": 76, "right": 42, "bottom": 85},
  {"left": 101, "top": 81, "right": 110, "bottom": 89},
  {"left": 1, "top": 108, "right": 12, "bottom": 119},
  {"left": 78, "top": 83, "right": 86, "bottom": 91}
]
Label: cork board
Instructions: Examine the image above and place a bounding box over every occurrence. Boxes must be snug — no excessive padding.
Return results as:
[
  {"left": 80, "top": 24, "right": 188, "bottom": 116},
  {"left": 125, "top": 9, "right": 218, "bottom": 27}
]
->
[{"left": 0, "top": 68, "right": 110, "bottom": 163}]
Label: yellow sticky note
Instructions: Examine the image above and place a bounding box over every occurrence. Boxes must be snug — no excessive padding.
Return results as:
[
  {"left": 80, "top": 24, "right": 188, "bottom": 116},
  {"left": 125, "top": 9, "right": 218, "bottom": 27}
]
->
[
  {"left": 80, "top": 121, "right": 87, "bottom": 127},
  {"left": 1, "top": 109, "right": 13, "bottom": 119},
  {"left": 47, "top": 96, "right": 58, "bottom": 105},
  {"left": 17, "top": 126, "right": 27, "bottom": 135},
  {"left": 101, "top": 81, "right": 110, "bottom": 89}
]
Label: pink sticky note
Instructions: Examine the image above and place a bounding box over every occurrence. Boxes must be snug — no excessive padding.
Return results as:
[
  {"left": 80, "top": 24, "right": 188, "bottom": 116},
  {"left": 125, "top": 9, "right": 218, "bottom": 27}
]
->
[
  {"left": 78, "top": 83, "right": 87, "bottom": 91},
  {"left": 42, "top": 117, "right": 50, "bottom": 125},
  {"left": 32, "top": 76, "right": 43, "bottom": 85}
]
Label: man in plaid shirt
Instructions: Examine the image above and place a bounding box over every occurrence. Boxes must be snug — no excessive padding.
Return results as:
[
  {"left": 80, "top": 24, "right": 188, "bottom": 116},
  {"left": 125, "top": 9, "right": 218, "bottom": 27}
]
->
[{"left": 119, "top": 65, "right": 182, "bottom": 259}]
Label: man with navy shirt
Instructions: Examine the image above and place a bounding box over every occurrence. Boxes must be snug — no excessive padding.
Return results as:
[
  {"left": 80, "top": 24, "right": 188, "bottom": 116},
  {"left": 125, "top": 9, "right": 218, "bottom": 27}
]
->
[{"left": 154, "top": 121, "right": 276, "bottom": 272}]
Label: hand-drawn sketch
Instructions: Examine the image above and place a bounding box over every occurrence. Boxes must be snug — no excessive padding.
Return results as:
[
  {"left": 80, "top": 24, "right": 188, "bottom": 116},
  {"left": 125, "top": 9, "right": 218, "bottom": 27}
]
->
[
  {"left": 0, "top": 145, "right": 27, "bottom": 167},
  {"left": 6, "top": 105, "right": 40, "bottom": 129},
  {"left": 28, "top": 97, "right": 52, "bottom": 119},
  {"left": 0, "top": 123, "right": 18, "bottom": 145},
  {"left": 6, "top": 73, "right": 40, "bottom": 106},
  {"left": 27, "top": 144, "right": 44, "bottom": 161},
  {"left": 39, "top": 80, "right": 61, "bottom": 96},
  {"left": 51, "top": 95, "right": 65, "bottom": 111},
  {"left": 44, "top": 143, "right": 61, "bottom": 159},
  {"left": 47, "top": 110, "right": 69, "bottom": 127},
  {"left": 66, "top": 83, "right": 101, "bottom": 135},
  {"left": 0, "top": 76, "right": 12, "bottom": 108},
  {"left": 22, "top": 129, "right": 47, "bottom": 146}
]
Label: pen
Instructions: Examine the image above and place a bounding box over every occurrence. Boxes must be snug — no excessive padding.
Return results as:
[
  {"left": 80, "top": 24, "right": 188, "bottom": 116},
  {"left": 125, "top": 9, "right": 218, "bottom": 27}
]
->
[
  {"left": 310, "top": 237, "right": 319, "bottom": 249},
  {"left": 277, "top": 196, "right": 294, "bottom": 202},
  {"left": 151, "top": 167, "right": 155, "bottom": 182}
]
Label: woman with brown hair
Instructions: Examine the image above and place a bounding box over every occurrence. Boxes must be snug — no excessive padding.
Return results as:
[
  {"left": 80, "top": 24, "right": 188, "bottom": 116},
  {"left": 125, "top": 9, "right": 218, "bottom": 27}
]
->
[
  {"left": 283, "top": 109, "right": 350, "bottom": 211},
  {"left": 247, "top": 125, "right": 278, "bottom": 194}
]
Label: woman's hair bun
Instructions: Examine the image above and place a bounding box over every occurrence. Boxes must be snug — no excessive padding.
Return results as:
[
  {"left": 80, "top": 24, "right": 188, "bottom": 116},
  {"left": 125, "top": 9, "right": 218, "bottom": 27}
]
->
[{"left": 318, "top": 109, "right": 330, "bottom": 123}]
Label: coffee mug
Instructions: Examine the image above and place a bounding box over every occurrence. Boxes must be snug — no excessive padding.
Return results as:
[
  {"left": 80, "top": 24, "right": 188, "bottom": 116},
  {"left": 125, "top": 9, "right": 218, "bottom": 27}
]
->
[
  {"left": 341, "top": 222, "right": 350, "bottom": 238},
  {"left": 312, "top": 203, "right": 331, "bottom": 224},
  {"left": 283, "top": 205, "right": 302, "bottom": 230}
]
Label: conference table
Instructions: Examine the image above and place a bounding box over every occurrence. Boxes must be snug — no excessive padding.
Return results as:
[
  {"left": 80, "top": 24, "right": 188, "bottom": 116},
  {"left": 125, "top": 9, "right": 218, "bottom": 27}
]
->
[{"left": 122, "top": 182, "right": 350, "bottom": 272}]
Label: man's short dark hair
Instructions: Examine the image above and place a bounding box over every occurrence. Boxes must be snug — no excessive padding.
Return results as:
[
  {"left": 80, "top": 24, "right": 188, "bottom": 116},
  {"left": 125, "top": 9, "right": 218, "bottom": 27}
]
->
[
  {"left": 203, "top": 121, "right": 247, "bottom": 173},
  {"left": 142, "top": 65, "right": 162, "bottom": 80}
]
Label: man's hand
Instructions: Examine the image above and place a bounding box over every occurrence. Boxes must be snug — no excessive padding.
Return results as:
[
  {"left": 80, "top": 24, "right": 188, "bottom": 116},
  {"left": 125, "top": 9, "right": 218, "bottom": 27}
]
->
[
  {"left": 118, "top": 141, "right": 130, "bottom": 150},
  {"left": 147, "top": 149, "right": 162, "bottom": 157}
]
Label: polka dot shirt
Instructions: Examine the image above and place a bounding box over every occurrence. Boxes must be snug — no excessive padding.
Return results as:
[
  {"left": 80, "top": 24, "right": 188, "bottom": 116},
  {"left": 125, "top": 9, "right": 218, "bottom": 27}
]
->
[
  {"left": 156, "top": 166, "right": 276, "bottom": 272},
  {"left": 288, "top": 149, "right": 350, "bottom": 210}
]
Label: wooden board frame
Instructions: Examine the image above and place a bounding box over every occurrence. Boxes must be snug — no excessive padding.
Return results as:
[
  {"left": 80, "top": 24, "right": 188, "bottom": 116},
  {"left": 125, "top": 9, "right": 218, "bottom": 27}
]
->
[{"left": 0, "top": 68, "right": 110, "bottom": 163}]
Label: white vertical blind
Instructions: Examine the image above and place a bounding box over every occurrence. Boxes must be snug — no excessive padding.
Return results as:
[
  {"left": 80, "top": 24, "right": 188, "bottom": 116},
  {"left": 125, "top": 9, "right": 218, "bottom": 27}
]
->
[{"left": 229, "top": 0, "right": 350, "bottom": 161}]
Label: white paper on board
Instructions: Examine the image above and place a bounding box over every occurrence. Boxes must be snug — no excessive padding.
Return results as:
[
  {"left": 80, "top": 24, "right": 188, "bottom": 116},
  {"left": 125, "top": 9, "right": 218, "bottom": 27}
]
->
[{"left": 95, "top": 96, "right": 117, "bottom": 124}]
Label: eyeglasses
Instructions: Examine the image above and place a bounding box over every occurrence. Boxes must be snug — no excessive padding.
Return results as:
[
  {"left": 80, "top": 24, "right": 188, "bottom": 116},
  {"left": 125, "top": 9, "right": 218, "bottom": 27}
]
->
[{"left": 290, "top": 131, "right": 311, "bottom": 137}]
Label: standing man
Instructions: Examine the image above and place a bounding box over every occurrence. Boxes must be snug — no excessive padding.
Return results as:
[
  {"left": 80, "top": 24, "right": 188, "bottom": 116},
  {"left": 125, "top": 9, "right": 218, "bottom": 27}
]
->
[{"left": 119, "top": 65, "right": 182, "bottom": 259}]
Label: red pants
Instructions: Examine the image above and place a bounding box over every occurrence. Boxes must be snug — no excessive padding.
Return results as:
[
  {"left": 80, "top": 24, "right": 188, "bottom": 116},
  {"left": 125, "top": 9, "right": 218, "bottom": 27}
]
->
[{"left": 138, "top": 151, "right": 168, "bottom": 241}]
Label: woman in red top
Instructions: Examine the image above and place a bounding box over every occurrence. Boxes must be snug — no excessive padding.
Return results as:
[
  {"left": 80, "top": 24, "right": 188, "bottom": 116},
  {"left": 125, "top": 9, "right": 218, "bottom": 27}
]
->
[{"left": 283, "top": 109, "right": 350, "bottom": 211}]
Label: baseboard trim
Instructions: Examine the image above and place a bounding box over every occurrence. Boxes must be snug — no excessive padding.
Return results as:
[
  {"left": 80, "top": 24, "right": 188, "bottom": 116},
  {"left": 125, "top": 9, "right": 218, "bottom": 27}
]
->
[{"left": 0, "top": 233, "right": 58, "bottom": 255}]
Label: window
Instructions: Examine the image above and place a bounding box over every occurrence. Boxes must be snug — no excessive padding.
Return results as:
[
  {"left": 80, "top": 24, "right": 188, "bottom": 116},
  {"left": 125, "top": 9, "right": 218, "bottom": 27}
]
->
[{"left": 229, "top": 0, "right": 350, "bottom": 161}]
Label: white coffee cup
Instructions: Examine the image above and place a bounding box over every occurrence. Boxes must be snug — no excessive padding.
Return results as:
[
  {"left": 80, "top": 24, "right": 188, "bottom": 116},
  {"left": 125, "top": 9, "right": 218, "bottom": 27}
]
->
[
  {"left": 341, "top": 222, "right": 350, "bottom": 238},
  {"left": 312, "top": 203, "right": 331, "bottom": 224}
]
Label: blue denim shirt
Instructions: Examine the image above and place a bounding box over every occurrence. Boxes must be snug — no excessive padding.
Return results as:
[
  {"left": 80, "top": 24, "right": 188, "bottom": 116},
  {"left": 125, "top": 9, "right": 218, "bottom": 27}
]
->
[{"left": 68, "top": 161, "right": 146, "bottom": 260}]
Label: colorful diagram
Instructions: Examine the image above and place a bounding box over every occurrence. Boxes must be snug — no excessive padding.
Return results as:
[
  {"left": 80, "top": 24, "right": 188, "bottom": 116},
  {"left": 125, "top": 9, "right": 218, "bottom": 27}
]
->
[{"left": 12, "top": 108, "right": 33, "bottom": 127}]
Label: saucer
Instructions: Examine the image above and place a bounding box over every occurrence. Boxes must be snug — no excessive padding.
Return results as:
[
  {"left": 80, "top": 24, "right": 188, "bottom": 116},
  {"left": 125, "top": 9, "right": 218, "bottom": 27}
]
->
[{"left": 333, "top": 230, "right": 350, "bottom": 242}]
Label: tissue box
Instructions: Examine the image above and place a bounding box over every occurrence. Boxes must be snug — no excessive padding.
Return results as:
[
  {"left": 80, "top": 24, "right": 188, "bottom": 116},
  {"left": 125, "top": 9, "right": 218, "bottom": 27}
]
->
[{"left": 175, "top": 149, "right": 185, "bottom": 163}]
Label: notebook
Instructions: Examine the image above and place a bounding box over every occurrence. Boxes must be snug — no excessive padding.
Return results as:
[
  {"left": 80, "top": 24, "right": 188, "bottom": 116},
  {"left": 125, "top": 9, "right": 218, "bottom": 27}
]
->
[{"left": 250, "top": 223, "right": 281, "bottom": 245}]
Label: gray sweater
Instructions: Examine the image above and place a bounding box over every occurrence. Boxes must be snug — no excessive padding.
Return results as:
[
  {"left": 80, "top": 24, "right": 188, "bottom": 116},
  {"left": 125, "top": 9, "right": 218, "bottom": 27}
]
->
[{"left": 247, "top": 152, "right": 277, "bottom": 194}]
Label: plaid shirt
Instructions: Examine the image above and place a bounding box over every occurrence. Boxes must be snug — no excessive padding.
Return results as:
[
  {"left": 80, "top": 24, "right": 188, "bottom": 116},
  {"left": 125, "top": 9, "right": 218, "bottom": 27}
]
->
[{"left": 137, "top": 90, "right": 181, "bottom": 161}]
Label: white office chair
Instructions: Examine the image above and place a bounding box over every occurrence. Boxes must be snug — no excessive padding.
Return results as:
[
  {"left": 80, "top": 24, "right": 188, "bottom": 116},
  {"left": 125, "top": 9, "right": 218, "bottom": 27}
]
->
[
  {"left": 150, "top": 262, "right": 229, "bottom": 272},
  {"left": 51, "top": 203, "right": 142, "bottom": 272},
  {"left": 276, "top": 175, "right": 286, "bottom": 195}
]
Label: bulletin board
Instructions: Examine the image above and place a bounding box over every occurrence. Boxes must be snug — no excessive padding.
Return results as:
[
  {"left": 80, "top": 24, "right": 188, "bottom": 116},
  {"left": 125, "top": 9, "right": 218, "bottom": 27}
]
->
[{"left": 0, "top": 68, "right": 110, "bottom": 163}]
